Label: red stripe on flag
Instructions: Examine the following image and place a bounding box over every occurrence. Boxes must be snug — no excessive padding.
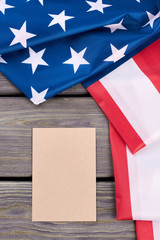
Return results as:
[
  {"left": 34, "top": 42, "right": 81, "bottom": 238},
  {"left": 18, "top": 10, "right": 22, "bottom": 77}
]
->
[
  {"left": 87, "top": 81, "right": 145, "bottom": 154},
  {"left": 136, "top": 221, "right": 154, "bottom": 240},
  {"left": 109, "top": 124, "right": 132, "bottom": 220},
  {"left": 133, "top": 39, "right": 160, "bottom": 93}
]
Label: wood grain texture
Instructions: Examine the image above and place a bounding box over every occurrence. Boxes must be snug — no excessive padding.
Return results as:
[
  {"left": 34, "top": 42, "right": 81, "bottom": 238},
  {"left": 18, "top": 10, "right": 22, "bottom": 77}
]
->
[
  {"left": 0, "top": 97, "right": 113, "bottom": 177},
  {"left": 0, "top": 181, "right": 136, "bottom": 240},
  {"left": 0, "top": 73, "right": 88, "bottom": 95}
]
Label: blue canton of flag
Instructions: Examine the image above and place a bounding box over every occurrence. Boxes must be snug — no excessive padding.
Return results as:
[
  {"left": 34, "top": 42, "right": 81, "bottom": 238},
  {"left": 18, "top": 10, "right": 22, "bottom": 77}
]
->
[{"left": 0, "top": 0, "right": 159, "bottom": 104}]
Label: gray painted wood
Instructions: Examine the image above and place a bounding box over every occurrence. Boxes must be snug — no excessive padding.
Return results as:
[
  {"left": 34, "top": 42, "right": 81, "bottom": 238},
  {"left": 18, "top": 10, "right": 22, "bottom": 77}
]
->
[
  {"left": 0, "top": 74, "right": 136, "bottom": 240},
  {"left": 0, "top": 182, "right": 136, "bottom": 240},
  {"left": 0, "top": 73, "right": 88, "bottom": 95},
  {"left": 0, "top": 97, "right": 113, "bottom": 177}
]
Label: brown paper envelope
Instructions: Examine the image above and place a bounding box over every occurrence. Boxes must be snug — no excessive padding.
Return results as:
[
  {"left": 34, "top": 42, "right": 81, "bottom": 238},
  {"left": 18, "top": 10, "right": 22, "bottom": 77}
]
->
[{"left": 32, "top": 128, "right": 96, "bottom": 221}]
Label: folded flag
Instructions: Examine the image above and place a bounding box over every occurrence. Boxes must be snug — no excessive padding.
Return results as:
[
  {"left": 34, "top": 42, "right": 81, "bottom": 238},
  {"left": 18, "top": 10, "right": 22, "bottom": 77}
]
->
[
  {"left": 109, "top": 123, "right": 160, "bottom": 221},
  {"left": 136, "top": 221, "right": 160, "bottom": 240},
  {"left": 84, "top": 37, "right": 160, "bottom": 239},
  {"left": 0, "top": 0, "right": 160, "bottom": 104},
  {"left": 85, "top": 39, "right": 160, "bottom": 154},
  {"left": 110, "top": 123, "right": 160, "bottom": 239}
]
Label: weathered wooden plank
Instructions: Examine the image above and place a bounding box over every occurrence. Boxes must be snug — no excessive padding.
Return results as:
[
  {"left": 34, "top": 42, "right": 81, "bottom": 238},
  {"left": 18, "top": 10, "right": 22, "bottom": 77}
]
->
[
  {"left": 0, "top": 73, "right": 88, "bottom": 95},
  {"left": 0, "top": 97, "right": 113, "bottom": 177},
  {"left": 0, "top": 182, "right": 136, "bottom": 240}
]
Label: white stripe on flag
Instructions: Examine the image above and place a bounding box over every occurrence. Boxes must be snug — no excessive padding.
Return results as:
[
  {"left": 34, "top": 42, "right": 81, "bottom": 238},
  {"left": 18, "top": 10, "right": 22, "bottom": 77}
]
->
[
  {"left": 153, "top": 222, "right": 160, "bottom": 240},
  {"left": 100, "top": 58, "right": 160, "bottom": 147},
  {"left": 127, "top": 142, "right": 160, "bottom": 220}
]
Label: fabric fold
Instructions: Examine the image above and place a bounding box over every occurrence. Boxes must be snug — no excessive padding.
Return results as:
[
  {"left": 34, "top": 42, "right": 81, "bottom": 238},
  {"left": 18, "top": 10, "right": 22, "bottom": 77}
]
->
[{"left": 86, "top": 39, "right": 160, "bottom": 154}]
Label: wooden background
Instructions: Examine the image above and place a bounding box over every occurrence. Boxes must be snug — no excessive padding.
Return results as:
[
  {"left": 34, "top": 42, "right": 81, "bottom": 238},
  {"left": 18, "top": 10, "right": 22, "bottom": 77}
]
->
[{"left": 0, "top": 73, "right": 136, "bottom": 239}]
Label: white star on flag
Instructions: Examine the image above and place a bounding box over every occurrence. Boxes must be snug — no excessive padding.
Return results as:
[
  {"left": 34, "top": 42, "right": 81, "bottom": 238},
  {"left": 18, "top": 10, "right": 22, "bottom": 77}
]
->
[
  {"left": 27, "top": 0, "right": 43, "bottom": 5},
  {"left": 0, "top": 55, "right": 7, "bottom": 64},
  {"left": 39, "top": 0, "right": 43, "bottom": 5},
  {"left": 63, "top": 47, "right": 90, "bottom": 73},
  {"left": 0, "top": 0, "right": 14, "bottom": 14},
  {"left": 104, "top": 44, "right": 128, "bottom": 62},
  {"left": 22, "top": 47, "right": 48, "bottom": 74},
  {"left": 136, "top": 0, "right": 140, "bottom": 3},
  {"left": 30, "top": 87, "right": 48, "bottom": 105},
  {"left": 104, "top": 19, "right": 127, "bottom": 33},
  {"left": 48, "top": 10, "right": 74, "bottom": 31},
  {"left": 143, "top": 11, "right": 160, "bottom": 28},
  {"left": 86, "top": 0, "right": 111, "bottom": 13},
  {"left": 9, "top": 21, "right": 36, "bottom": 48}
]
